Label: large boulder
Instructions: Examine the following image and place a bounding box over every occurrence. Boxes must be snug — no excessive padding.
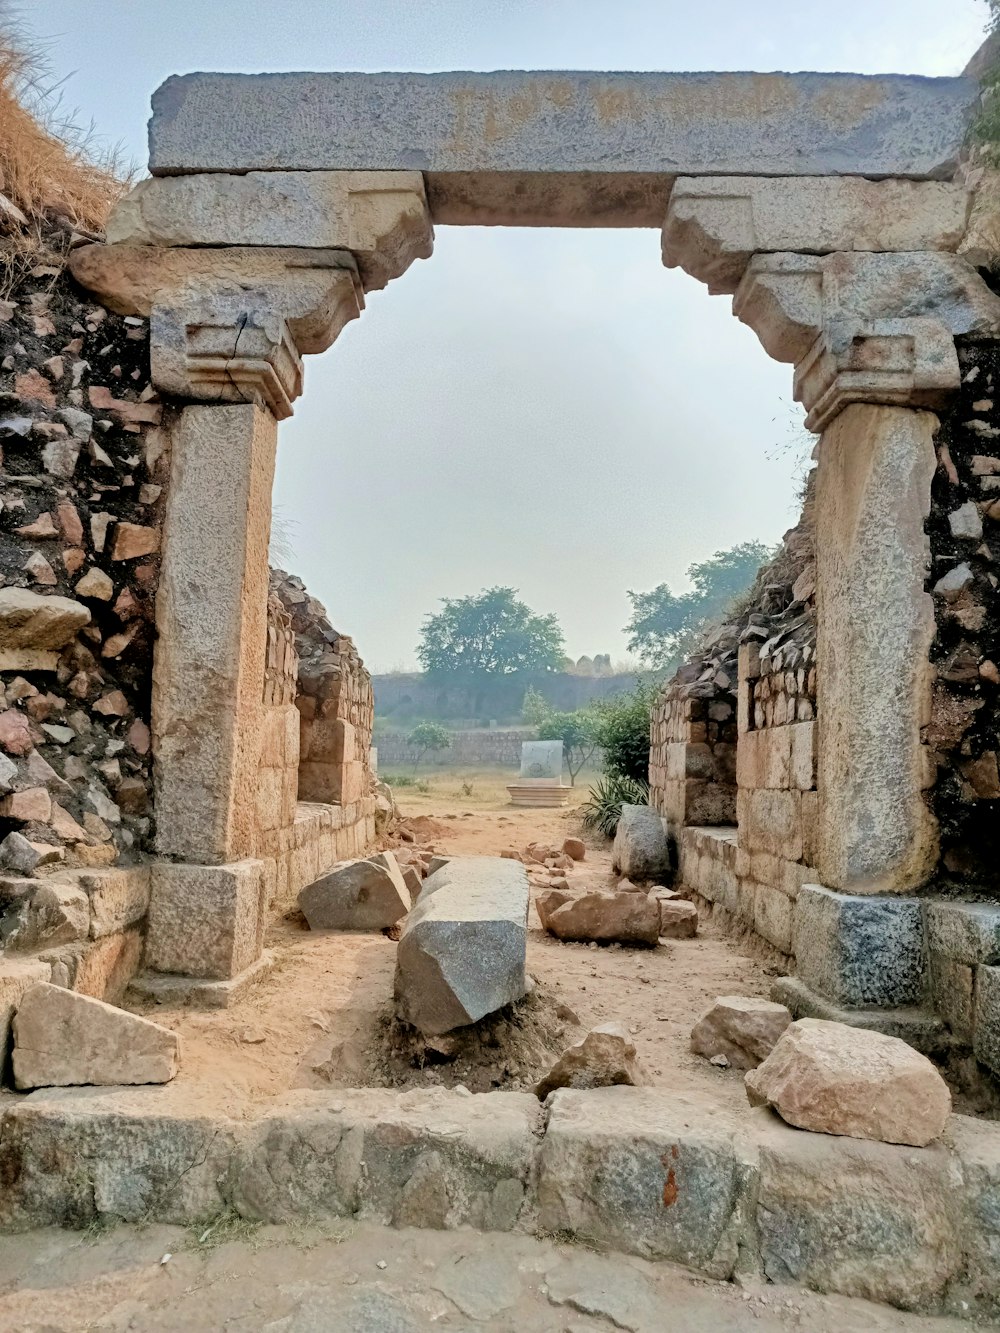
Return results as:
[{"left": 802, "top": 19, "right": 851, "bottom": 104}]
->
[
  {"left": 536, "top": 888, "right": 660, "bottom": 946},
  {"left": 298, "top": 852, "right": 409, "bottom": 930},
  {"left": 612, "top": 804, "right": 673, "bottom": 883},
  {"left": 535, "top": 1022, "right": 643, "bottom": 1099},
  {"left": 690, "top": 995, "right": 792, "bottom": 1070},
  {"left": 745, "top": 1018, "right": 951, "bottom": 1146},
  {"left": 12, "top": 983, "right": 180, "bottom": 1088},
  {"left": 394, "top": 856, "right": 529, "bottom": 1035}
]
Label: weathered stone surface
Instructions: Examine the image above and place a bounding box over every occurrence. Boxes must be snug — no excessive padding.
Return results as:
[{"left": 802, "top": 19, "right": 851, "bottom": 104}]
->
[
  {"left": 0, "top": 957, "right": 50, "bottom": 1081},
  {"left": 745, "top": 1019, "right": 951, "bottom": 1146},
  {"left": 0, "top": 1085, "right": 235, "bottom": 1229},
  {"left": 537, "top": 1087, "right": 750, "bottom": 1274},
  {"left": 394, "top": 857, "right": 529, "bottom": 1035},
  {"left": 753, "top": 1108, "right": 961, "bottom": 1309},
  {"left": 770, "top": 974, "right": 949, "bottom": 1057},
  {"left": 663, "top": 177, "right": 970, "bottom": 294},
  {"left": 145, "top": 859, "right": 266, "bottom": 980},
  {"left": 536, "top": 888, "right": 660, "bottom": 946},
  {"left": 0, "top": 880, "right": 89, "bottom": 952},
  {"left": 814, "top": 406, "right": 939, "bottom": 891},
  {"left": 794, "top": 884, "right": 925, "bottom": 1007},
  {"left": 735, "top": 254, "right": 1000, "bottom": 432},
  {"left": 690, "top": 995, "right": 792, "bottom": 1070},
  {"left": 153, "top": 405, "right": 276, "bottom": 865},
  {"left": 107, "top": 171, "right": 433, "bottom": 292},
  {"left": 948, "top": 1113, "right": 1000, "bottom": 1315},
  {"left": 535, "top": 1022, "right": 642, "bottom": 1099},
  {"left": 12, "top": 983, "right": 180, "bottom": 1089},
  {"left": 658, "top": 898, "right": 698, "bottom": 938},
  {"left": 82, "top": 867, "right": 151, "bottom": 939},
  {"left": 298, "top": 852, "right": 409, "bottom": 931},
  {"left": 925, "top": 899, "right": 1000, "bottom": 966},
  {"left": 0, "top": 833, "right": 64, "bottom": 874},
  {"left": 975, "top": 965, "right": 1000, "bottom": 1077},
  {"left": 562, "top": 836, "right": 586, "bottom": 861},
  {"left": 149, "top": 71, "right": 975, "bottom": 188},
  {"left": 0, "top": 587, "right": 89, "bottom": 671},
  {"left": 612, "top": 804, "right": 672, "bottom": 883},
  {"left": 228, "top": 1087, "right": 540, "bottom": 1229}
]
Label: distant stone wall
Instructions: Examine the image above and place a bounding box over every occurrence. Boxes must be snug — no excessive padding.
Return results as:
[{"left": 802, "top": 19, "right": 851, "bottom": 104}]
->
[{"left": 377, "top": 728, "right": 537, "bottom": 769}]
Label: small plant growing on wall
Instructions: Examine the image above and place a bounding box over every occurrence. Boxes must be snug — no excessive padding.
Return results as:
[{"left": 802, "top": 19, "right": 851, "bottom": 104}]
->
[{"left": 407, "top": 722, "right": 451, "bottom": 771}]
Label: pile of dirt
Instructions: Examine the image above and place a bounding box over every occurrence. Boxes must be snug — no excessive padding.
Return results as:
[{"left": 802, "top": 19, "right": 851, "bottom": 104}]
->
[{"left": 300, "top": 979, "right": 577, "bottom": 1096}]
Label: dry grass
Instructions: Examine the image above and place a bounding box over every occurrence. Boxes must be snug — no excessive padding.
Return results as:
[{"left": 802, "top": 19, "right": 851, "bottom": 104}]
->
[{"left": 0, "top": 8, "right": 130, "bottom": 259}]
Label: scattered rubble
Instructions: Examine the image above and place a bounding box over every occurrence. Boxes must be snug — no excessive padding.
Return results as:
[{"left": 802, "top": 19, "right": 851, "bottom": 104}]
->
[
  {"left": 536, "top": 888, "right": 660, "bottom": 946},
  {"left": 535, "top": 1022, "right": 643, "bottom": 1099},
  {"left": 690, "top": 995, "right": 792, "bottom": 1070}
]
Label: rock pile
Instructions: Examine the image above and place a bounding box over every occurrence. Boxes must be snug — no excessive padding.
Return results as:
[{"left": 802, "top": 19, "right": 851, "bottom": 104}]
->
[
  {"left": 0, "top": 255, "right": 164, "bottom": 869},
  {"left": 745, "top": 1018, "right": 951, "bottom": 1146}
]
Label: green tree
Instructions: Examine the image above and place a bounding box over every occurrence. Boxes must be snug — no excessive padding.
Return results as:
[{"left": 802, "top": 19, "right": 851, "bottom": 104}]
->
[
  {"left": 520, "top": 686, "right": 552, "bottom": 727},
  {"left": 624, "top": 541, "right": 774, "bottom": 669},
  {"left": 417, "top": 586, "right": 565, "bottom": 681},
  {"left": 407, "top": 722, "right": 451, "bottom": 770},
  {"left": 972, "top": 2, "right": 1000, "bottom": 164},
  {"left": 537, "top": 708, "right": 600, "bottom": 786}
]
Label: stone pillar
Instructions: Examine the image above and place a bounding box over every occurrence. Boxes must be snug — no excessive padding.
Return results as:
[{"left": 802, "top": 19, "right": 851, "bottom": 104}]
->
[
  {"left": 153, "top": 403, "right": 277, "bottom": 864},
  {"left": 814, "top": 404, "right": 939, "bottom": 893}
]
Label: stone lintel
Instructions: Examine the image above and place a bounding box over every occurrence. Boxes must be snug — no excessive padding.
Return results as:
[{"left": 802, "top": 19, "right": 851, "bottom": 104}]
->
[
  {"left": 734, "top": 251, "right": 1000, "bottom": 432},
  {"left": 106, "top": 171, "right": 434, "bottom": 292},
  {"left": 662, "top": 177, "right": 971, "bottom": 295},
  {"left": 148, "top": 71, "right": 976, "bottom": 182},
  {"left": 69, "top": 245, "right": 363, "bottom": 418}
]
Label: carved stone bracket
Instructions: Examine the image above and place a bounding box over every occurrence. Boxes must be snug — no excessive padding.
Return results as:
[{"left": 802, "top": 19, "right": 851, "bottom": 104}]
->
[
  {"left": 732, "top": 251, "right": 1000, "bottom": 432},
  {"left": 69, "top": 245, "right": 364, "bottom": 418}
]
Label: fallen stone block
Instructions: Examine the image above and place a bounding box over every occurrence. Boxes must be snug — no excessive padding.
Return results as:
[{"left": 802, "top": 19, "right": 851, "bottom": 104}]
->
[
  {"left": 659, "top": 899, "right": 698, "bottom": 939},
  {"left": 562, "top": 837, "right": 586, "bottom": 861},
  {"left": 612, "top": 804, "right": 673, "bottom": 883},
  {"left": 298, "top": 851, "right": 409, "bottom": 930},
  {"left": 12, "top": 983, "right": 181, "bottom": 1089},
  {"left": 535, "top": 1022, "right": 643, "bottom": 1099},
  {"left": 537, "top": 889, "right": 660, "bottom": 946},
  {"left": 400, "top": 864, "right": 422, "bottom": 905},
  {"left": 394, "top": 857, "right": 529, "bottom": 1034},
  {"left": 745, "top": 1018, "right": 951, "bottom": 1147},
  {"left": 227, "top": 1087, "right": 541, "bottom": 1230},
  {"left": 537, "top": 1086, "right": 751, "bottom": 1275},
  {"left": 0, "top": 1085, "right": 235, "bottom": 1230},
  {"left": 690, "top": 995, "right": 792, "bottom": 1070}
]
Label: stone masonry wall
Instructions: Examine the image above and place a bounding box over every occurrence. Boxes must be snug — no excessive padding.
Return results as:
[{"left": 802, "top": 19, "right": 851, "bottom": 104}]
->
[
  {"left": 377, "top": 727, "right": 538, "bottom": 769},
  {"left": 922, "top": 340, "right": 1000, "bottom": 1081},
  {"left": 0, "top": 253, "right": 165, "bottom": 1033}
]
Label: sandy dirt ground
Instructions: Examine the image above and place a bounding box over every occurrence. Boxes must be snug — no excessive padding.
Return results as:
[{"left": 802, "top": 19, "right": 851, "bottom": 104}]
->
[
  {"left": 0, "top": 1221, "right": 978, "bottom": 1333},
  {"left": 116, "top": 777, "right": 778, "bottom": 1123}
]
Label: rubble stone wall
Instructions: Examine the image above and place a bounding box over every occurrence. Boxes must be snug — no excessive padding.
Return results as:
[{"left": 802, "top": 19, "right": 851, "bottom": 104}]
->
[
  {"left": 1, "top": 257, "right": 165, "bottom": 1014},
  {"left": 376, "top": 728, "right": 539, "bottom": 769}
]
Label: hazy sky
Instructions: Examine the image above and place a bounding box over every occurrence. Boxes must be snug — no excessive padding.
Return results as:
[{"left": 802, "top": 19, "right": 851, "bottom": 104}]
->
[{"left": 23, "top": 0, "right": 989, "bottom": 669}]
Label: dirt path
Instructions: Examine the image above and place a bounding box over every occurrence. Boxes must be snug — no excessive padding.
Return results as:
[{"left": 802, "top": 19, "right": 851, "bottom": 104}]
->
[
  {"left": 113, "top": 789, "right": 779, "bottom": 1123},
  {"left": 0, "top": 1222, "right": 975, "bottom": 1333}
]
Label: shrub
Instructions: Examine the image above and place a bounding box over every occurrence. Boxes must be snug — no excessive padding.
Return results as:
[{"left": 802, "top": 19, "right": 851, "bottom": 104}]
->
[
  {"left": 580, "top": 774, "right": 650, "bottom": 838},
  {"left": 590, "top": 682, "right": 657, "bottom": 783}
]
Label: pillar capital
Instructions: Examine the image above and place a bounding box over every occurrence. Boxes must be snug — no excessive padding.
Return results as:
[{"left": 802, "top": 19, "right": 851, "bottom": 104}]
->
[
  {"left": 69, "top": 244, "right": 364, "bottom": 419},
  {"left": 731, "top": 251, "right": 1000, "bottom": 432}
]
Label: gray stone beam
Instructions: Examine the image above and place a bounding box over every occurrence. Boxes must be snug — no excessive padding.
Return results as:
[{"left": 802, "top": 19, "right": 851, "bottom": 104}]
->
[{"left": 149, "top": 74, "right": 977, "bottom": 228}]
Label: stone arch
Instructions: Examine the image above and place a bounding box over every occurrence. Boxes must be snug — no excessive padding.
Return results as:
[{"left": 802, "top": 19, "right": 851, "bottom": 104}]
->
[{"left": 68, "top": 68, "right": 1000, "bottom": 1007}]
